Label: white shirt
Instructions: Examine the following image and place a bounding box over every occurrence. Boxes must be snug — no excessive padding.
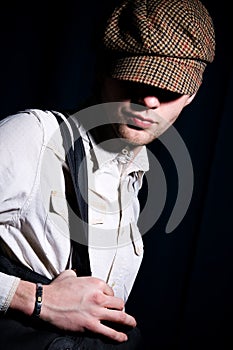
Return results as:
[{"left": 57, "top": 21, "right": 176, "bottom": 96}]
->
[
  {"left": 76, "top": 120, "right": 149, "bottom": 301},
  {"left": 0, "top": 109, "right": 149, "bottom": 311}
]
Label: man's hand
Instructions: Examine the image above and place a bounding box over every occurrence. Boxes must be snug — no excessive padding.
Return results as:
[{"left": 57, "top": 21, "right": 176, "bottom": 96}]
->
[{"left": 11, "top": 270, "right": 136, "bottom": 342}]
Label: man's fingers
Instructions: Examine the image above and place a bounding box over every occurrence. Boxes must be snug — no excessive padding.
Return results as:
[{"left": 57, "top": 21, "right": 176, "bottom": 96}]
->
[
  {"left": 93, "top": 322, "right": 128, "bottom": 343},
  {"left": 93, "top": 311, "right": 137, "bottom": 342},
  {"left": 102, "top": 282, "right": 114, "bottom": 296},
  {"left": 102, "top": 295, "right": 125, "bottom": 310},
  {"left": 102, "top": 309, "right": 137, "bottom": 328}
]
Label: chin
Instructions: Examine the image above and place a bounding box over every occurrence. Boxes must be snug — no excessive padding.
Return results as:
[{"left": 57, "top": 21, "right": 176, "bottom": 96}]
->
[{"left": 116, "top": 124, "right": 157, "bottom": 146}]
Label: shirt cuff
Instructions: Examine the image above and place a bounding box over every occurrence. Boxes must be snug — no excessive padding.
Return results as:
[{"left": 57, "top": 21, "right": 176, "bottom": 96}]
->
[{"left": 0, "top": 274, "right": 21, "bottom": 313}]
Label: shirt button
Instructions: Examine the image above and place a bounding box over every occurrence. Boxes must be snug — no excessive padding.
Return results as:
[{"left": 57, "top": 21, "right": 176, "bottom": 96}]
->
[{"left": 122, "top": 148, "right": 128, "bottom": 155}]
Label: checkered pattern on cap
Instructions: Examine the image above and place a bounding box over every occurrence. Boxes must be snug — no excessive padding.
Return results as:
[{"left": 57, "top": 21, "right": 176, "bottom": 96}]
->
[{"left": 103, "top": 0, "right": 215, "bottom": 94}]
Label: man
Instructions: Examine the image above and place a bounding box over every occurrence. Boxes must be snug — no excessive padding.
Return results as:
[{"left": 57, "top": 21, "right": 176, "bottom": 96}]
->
[{"left": 0, "top": 0, "right": 215, "bottom": 349}]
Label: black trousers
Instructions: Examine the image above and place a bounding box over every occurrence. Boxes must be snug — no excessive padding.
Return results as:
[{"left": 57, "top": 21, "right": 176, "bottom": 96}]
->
[
  {"left": 47, "top": 327, "right": 142, "bottom": 350},
  {"left": 0, "top": 314, "right": 143, "bottom": 350}
]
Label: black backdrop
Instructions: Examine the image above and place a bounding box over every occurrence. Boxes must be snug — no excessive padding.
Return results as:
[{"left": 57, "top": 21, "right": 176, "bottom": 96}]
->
[{"left": 0, "top": 1, "right": 232, "bottom": 350}]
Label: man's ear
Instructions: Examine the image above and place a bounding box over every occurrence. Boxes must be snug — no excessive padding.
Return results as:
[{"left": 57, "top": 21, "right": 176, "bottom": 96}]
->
[{"left": 185, "top": 92, "right": 197, "bottom": 106}]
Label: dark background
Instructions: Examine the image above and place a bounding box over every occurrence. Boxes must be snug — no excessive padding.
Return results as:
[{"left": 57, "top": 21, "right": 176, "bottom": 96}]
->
[{"left": 0, "top": 1, "right": 232, "bottom": 349}]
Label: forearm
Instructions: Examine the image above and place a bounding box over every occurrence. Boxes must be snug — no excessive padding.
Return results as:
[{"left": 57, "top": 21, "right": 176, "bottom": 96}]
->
[{"left": 9, "top": 279, "right": 36, "bottom": 315}]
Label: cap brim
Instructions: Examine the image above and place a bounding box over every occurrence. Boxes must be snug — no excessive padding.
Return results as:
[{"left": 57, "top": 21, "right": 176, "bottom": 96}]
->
[{"left": 108, "top": 55, "right": 206, "bottom": 95}]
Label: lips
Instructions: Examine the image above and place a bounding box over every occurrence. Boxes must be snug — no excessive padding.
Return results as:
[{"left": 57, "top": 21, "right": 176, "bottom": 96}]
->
[{"left": 123, "top": 111, "right": 157, "bottom": 129}]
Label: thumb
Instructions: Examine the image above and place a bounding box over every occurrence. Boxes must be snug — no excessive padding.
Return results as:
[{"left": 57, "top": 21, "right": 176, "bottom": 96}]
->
[{"left": 55, "top": 269, "right": 77, "bottom": 281}]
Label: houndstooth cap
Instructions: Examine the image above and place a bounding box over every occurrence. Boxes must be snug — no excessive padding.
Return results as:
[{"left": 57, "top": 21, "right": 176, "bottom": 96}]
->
[{"left": 103, "top": 0, "right": 216, "bottom": 95}]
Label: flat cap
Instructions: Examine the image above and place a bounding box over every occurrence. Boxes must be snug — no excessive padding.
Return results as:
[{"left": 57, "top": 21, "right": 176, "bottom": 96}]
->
[{"left": 103, "top": 0, "right": 216, "bottom": 94}]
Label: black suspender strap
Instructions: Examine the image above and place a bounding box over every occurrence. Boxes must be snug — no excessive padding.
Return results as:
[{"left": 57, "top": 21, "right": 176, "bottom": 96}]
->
[{"left": 51, "top": 110, "right": 91, "bottom": 276}]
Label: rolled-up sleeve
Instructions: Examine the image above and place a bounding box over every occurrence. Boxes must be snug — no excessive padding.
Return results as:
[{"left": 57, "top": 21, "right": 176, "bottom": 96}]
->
[{"left": 0, "top": 273, "right": 20, "bottom": 312}]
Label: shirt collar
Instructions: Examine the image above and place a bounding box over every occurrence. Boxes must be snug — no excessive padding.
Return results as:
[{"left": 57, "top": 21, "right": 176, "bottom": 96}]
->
[{"left": 77, "top": 120, "right": 149, "bottom": 174}]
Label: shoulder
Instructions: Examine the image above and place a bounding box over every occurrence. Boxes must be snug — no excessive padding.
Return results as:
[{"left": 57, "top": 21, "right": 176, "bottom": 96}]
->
[{"left": 0, "top": 109, "right": 61, "bottom": 144}]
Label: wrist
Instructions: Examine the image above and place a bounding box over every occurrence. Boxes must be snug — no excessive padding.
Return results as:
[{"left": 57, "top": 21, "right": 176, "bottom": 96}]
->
[{"left": 10, "top": 280, "right": 36, "bottom": 316}]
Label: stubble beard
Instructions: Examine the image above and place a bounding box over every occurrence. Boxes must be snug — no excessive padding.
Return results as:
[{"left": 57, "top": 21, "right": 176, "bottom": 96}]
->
[{"left": 114, "top": 122, "right": 163, "bottom": 146}]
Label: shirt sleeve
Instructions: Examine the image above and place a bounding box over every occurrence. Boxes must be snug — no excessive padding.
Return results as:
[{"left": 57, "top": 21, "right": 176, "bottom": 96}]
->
[
  {"left": 0, "top": 111, "right": 44, "bottom": 311},
  {"left": 0, "top": 273, "right": 20, "bottom": 312},
  {"left": 0, "top": 111, "right": 44, "bottom": 221}
]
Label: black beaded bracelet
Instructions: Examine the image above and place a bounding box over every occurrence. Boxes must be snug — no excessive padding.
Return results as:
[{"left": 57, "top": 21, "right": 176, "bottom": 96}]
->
[{"left": 33, "top": 283, "right": 43, "bottom": 317}]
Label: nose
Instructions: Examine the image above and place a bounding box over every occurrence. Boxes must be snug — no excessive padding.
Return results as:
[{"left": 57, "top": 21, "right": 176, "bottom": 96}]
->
[{"left": 138, "top": 96, "right": 160, "bottom": 109}]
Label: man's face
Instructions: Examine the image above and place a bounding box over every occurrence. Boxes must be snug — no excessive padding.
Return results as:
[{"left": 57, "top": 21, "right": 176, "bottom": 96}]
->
[{"left": 101, "top": 78, "right": 195, "bottom": 146}]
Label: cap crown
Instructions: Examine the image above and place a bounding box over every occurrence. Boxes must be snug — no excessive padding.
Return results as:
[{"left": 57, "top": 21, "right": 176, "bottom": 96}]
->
[{"left": 104, "top": 0, "right": 215, "bottom": 63}]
